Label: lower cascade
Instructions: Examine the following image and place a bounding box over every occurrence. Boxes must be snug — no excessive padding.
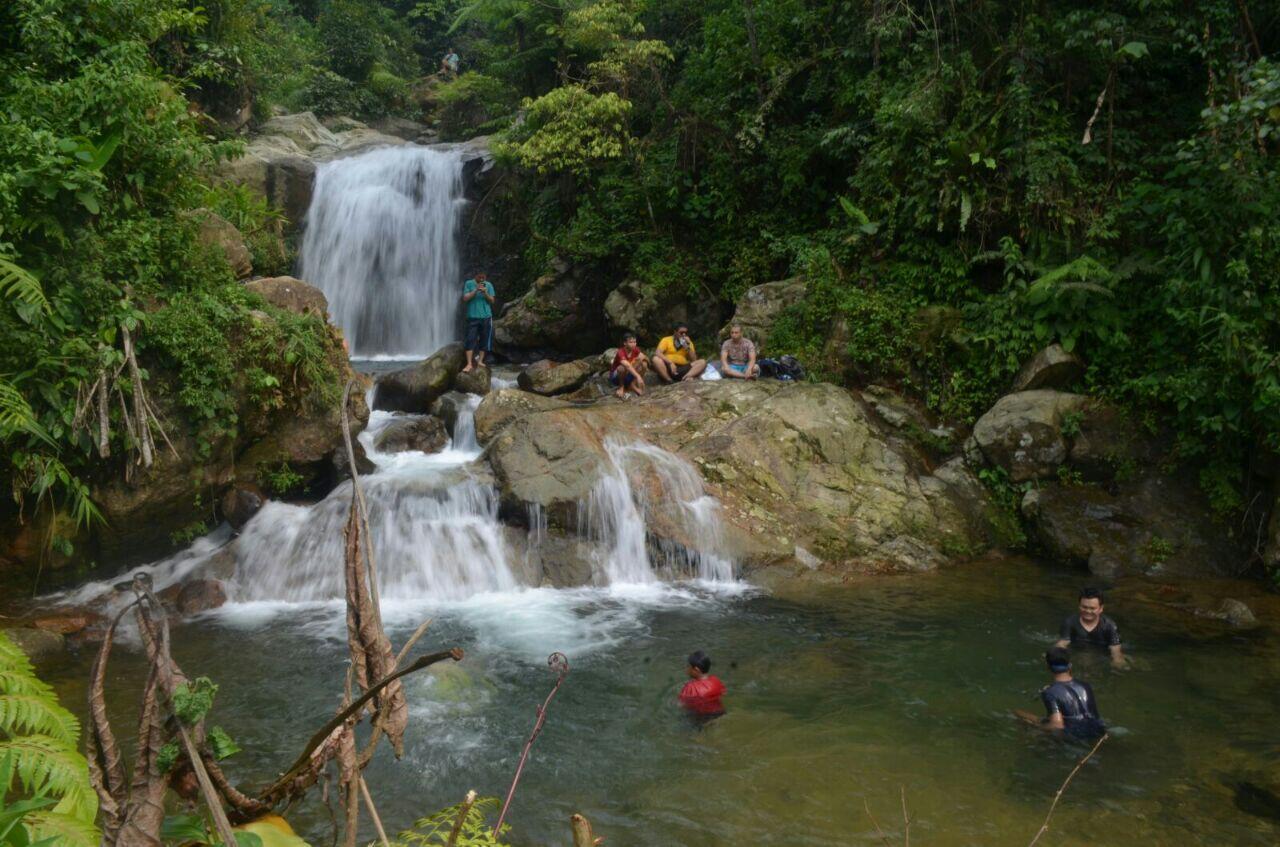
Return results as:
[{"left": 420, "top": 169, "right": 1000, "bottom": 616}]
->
[{"left": 69, "top": 391, "right": 738, "bottom": 608}]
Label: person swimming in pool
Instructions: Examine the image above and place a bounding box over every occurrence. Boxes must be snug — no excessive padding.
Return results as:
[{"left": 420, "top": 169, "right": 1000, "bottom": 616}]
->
[{"left": 678, "top": 650, "right": 726, "bottom": 717}]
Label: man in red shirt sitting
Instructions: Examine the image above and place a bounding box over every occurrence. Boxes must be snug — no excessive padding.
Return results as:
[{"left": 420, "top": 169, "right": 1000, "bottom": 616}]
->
[
  {"left": 610, "top": 333, "right": 647, "bottom": 399},
  {"left": 679, "top": 650, "right": 726, "bottom": 717}
]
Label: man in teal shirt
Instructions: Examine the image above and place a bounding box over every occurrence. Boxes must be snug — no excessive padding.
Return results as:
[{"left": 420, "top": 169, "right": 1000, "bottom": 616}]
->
[{"left": 461, "top": 272, "right": 495, "bottom": 373}]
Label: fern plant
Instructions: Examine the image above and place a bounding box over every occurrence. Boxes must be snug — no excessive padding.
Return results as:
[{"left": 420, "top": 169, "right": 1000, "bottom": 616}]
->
[
  {"left": 0, "top": 633, "right": 99, "bottom": 847},
  {"left": 388, "top": 795, "right": 509, "bottom": 847}
]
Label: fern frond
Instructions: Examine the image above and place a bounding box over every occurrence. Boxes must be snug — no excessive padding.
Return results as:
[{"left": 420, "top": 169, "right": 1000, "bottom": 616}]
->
[
  {"left": 0, "top": 254, "right": 50, "bottom": 313},
  {"left": 0, "top": 668, "right": 56, "bottom": 699},
  {"left": 0, "top": 694, "right": 81, "bottom": 746},
  {"left": 23, "top": 808, "right": 99, "bottom": 847},
  {"left": 0, "top": 735, "right": 91, "bottom": 799},
  {"left": 0, "top": 633, "right": 36, "bottom": 668},
  {"left": 0, "top": 378, "right": 53, "bottom": 445},
  {"left": 50, "top": 777, "right": 98, "bottom": 823}
]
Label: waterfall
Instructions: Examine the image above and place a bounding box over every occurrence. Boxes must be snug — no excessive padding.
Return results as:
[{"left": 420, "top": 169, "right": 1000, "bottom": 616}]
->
[
  {"left": 582, "top": 440, "right": 736, "bottom": 584},
  {"left": 299, "top": 145, "right": 466, "bottom": 358}
]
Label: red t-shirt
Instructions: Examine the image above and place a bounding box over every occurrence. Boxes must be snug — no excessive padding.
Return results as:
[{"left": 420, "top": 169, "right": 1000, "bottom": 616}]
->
[
  {"left": 612, "top": 346, "right": 642, "bottom": 375},
  {"left": 679, "top": 675, "right": 726, "bottom": 715}
]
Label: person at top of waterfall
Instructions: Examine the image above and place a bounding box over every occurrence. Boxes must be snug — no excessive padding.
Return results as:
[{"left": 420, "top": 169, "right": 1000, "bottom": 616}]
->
[
  {"left": 610, "top": 333, "right": 647, "bottom": 399},
  {"left": 441, "top": 48, "right": 460, "bottom": 78},
  {"left": 1034, "top": 646, "right": 1106, "bottom": 740},
  {"left": 679, "top": 650, "right": 726, "bottom": 717},
  {"left": 653, "top": 323, "right": 706, "bottom": 383},
  {"left": 1054, "top": 586, "right": 1127, "bottom": 668},
  {"left": 719, "top": 324, "right": 759, "bottom": 379},
  {"left": 461, "top": 272, "right": 494, "bottom": 373}
]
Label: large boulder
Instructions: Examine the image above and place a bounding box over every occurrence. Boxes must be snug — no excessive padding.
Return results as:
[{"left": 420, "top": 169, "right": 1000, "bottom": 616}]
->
[
  {"left": 517, "top": 358, "right": 597, "bottom": 396},
  {"left": 473, "top": 389, "right": 571, "bottom": 445},
  {"left": 971, "top": 390, "right": 1088, "bottom": 482},
  {"left": 1022, "top": 475, "right": 1244, "bottom": 579},
  {"left": 260, "top": 112, "right": 340, "bottom": 151},
  {"left": 374, "top": 416, "right": 449, "bottom": 454},
  {"left": 719, "top": 278, "right": 807, "bottom": 353},
  {"left": 173, "top": 579, "right": 228, "bottom": 616},
  {"left": 332, "top": 436, "right": 376, "bottom": 481},
  {"left": 493, "top": 258, "right": 610, "bottom": 355},
  {"left": 219, "top": 485, "right": 265, "bottom": 530},
  {"left": 373, "top": 344, "right": 466, "bottom": 413},
  {"left": 603, "top": 278, "right": 720, "bottom": 344},
  {"left": 431, "top": 391, "right": 471, "bottom": 437},
  {"left": 484, "top": 380, "right": 994, "bottom": 576},
  {"left": 245, "top": 276, "right": 329, "bottom": 317},
  {"left": 1011, "top": 344, "right": 1086, "bottom": 392},
  {"left": 193, "top": 211, "right": 252, "bottom": 279},
  {"left": 1, "top": 628, "right": 64, "bottom": 662}
]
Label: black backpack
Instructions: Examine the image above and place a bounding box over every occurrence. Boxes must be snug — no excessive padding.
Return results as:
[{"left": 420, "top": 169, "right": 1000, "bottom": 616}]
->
[{"left": 757, "top": 356, "right": 806, "bottom": 381}]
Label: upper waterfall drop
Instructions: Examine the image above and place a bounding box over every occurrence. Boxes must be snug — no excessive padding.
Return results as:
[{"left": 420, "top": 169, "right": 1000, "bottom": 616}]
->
[{"left": 299, "top": 145, "right": 467, "bottom": 358}]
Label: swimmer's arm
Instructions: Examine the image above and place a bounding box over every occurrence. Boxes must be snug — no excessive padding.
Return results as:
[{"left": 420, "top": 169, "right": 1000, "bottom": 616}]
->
[
  {"left": 1045, "top": 711, "right": 1065, "bottom": 731},
  {"left": 1053, "top": 638, "right": 1070, "bottom": 649},
  {"left": 1109, "top": 643, "right": 1129, "bottom": 668}
]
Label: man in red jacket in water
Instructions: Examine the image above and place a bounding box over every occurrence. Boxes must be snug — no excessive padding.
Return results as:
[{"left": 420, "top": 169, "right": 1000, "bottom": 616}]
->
[{"left": 679, "top": 650, "right": 726, "bottom": 717}]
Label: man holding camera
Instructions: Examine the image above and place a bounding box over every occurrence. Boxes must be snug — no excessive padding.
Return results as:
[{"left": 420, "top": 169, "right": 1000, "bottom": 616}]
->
[
  {"left": 652, "top": 323, "right": 706, "bottom": 383},
  {"left": 461, "top": 271, "right": 495, "bottom": 373}
]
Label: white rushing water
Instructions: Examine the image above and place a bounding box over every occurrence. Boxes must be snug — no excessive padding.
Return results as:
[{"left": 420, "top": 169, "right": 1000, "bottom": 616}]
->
[{"left": 299, "top": 146, "right": 466, "bottom": 358}]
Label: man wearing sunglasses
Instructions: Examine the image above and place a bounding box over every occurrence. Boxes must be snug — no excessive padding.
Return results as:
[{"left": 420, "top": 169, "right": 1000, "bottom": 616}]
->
[{"left": 652, "top": 323, "right": 707, "bottom": 383}]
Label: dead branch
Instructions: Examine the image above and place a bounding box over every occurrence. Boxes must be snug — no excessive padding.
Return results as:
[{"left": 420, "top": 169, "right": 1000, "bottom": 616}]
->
[
  {"left": 570, "top": 813, "right": 602, "bottom": 847},
  {"left": 257, "top": 648, "right": 464, "bottom": 806},
  {"left": 900, "top": 786, "right": 911, "bottom": 847},
  {"left": 862, "top": 798, "right": 894, "bottom": 847},
  {"left": 1027, "top": 733, "right": 1109, "bottom": 847},
  {"left": 121, "top": 325, "right": 154, "bottom": 469},
  {"left": 1082, "top": 67, "right": 1114, "bottom": 145},
  {"left": 494, "top": 652, "right": 571, "bottom": 837},
  {"left": 85, "top": 600, "right": 140, "bottom": 844},
  {"left": 446, "top": 790, "right": 478, "bottom": 847},
  {"left": 359, "top": 777, "right": 391, "bottom": 847}
]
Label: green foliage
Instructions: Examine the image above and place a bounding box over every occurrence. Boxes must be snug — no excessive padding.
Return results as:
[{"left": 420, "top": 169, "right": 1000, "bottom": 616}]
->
[
  {"left": 258, "top": 461, "right": 307, "bottom": 497},
  {"left": 434, "top": 72, "right": 519, "bottom": 139},
  {"left": 0, "top": 633, "right": 98, "bottom": 847},
  {"left": 207, "top": 726, "right": 242, "bottom": 760},
  {"left": 390, "top": 795, "right": 510, "bottom": 847},
  {"left": 499, "top": 86, "right": 633, "bottom": 176},
  {"left": 173, "top": 677, "right": 218, "bottom": 725},
  {"left": 161, "top": 814, "right": 263, "bottom": 847}
]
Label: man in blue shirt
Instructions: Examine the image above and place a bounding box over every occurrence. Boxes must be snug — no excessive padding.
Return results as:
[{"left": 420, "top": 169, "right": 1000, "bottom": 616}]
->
[{"left": 461, "top": 272, "right": 495, "bottom": 373}]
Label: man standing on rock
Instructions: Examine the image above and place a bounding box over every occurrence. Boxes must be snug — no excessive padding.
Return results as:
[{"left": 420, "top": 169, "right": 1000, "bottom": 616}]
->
[
  {"left": 719, "top": 324, "right": 759, "bottom": 379},
  {"left": 653, "top": 323, "right": 706, "bottom": 383},
  {"left": 1055, "top": 586, "right": 1127, "bottom": 668},
  {"left": 461, "top": 271, "right": 494, "bottom": 373}
]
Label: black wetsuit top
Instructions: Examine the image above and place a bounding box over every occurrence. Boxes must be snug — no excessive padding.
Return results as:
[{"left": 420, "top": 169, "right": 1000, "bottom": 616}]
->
[
  {"left": 1041, "top": 679, "right": 1105, "bottom": 739},
  {"left": 1059, "top": 614, "right": 1121, "bottom": 649}
]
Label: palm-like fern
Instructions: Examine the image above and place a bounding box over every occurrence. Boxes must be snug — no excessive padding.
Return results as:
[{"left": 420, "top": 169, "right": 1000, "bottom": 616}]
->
[
  {"left": 0, "top": 632, "right": 99, "bottom": 847},
  {"left": 0, "top": 253, "right": 49, "bottom": 313}
]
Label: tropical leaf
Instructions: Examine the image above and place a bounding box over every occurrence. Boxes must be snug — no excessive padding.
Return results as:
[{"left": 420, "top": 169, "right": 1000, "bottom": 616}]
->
[
  {"left": 22, "top": 809, "right": 99, "bottom": 847},
  {"left": 0, "top": 695, "right": 80, "bottom": 747},
  {"left": 0, "top": 255, "right": 49, "bottom": 314},
  {"left": 0, "top": 380, "right": 53, "bottom": 447}
]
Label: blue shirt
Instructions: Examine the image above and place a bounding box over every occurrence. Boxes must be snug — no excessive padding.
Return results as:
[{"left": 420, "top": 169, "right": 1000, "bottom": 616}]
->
[{"left": 463, "top": 279, "right": 493, "bottom": 320}]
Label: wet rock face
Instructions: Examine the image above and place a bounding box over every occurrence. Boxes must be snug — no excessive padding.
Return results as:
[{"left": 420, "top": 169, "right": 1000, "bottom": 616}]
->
[
  {"left": 374, "top": 416, "right": 449, "bottom": 455},
  {"left": 719, "top": 278, "right": 807, "bottom": 354},
  {"left": 219, "top": 485, "right": 265, "bottom": 530},
  {"left": 483, "top": 380, "right": 994, "bottom": 576},
  {"left": 473, "top": 389, "right": 570, "bottom": 446},
  {"left": 493, "top": 259, "right": 611, "bottom": 356},
  {"left": 453, "top": 365, "right": 492, "bottom": 396},
  {"left": 373, "top": 343, "right": 466, "bottom": 413}
]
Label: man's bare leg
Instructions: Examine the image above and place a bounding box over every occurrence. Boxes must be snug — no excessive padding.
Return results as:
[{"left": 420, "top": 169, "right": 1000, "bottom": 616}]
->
[
  {"left": 463, "top": 350, "right": 474, "bottom": 373},
  {"left": 683, "top": 359, "right": 707, "bottom": 381},
  {"left": 652, "top": 357, "right": 673, "bottom": 383}
]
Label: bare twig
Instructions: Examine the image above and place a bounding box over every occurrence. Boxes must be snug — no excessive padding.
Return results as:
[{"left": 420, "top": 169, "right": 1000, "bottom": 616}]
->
[
  {"left": 1082, "top": 67, "right": 1114, "bottom": 145},
  {"left": 901, "top": 786, "right": 911, "bottom": 847},
  {"left": 863, "top": 798, "right": 894, "bottom": 847},
  {"left": 359, "top": 777, "right": 390, "bottom": 847},
  {"left": 1027, "top": 733, "right": 1109, "bottom": 847},
  {"left": 445, "top": 790, "right": 478, "bottom": 847},
  {"left": 570, "top": 812, "right": 602, "bottom": 847},
  {"left": 395, "top": 617, "right": 434, "bottom": 666},
  {"left": 494, "top": 652, "right": 571, "bottom": 837}
]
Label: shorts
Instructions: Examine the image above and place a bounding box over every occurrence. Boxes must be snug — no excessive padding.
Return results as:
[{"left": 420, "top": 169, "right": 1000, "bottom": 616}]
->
[
  {"left": 609, "top": 370, "right": 636, "bottom": 387},
  {"left": 727, "top": 362, "right": 748, "bottom": 374},
  {"left": 671, "top": 363, "right": 691, "bottom": 379},
  {"left": 464, "top": 317, "right": 493, "bottom": 352}
]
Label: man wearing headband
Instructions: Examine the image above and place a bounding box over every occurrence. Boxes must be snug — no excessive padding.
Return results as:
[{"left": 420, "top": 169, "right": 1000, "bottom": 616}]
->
[{"left": 1039, "top": 646, "right": 1106, "bottom": 739}]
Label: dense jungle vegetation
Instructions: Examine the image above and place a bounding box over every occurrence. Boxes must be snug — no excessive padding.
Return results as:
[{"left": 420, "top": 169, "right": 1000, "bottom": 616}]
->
[{"left": 1, "top": 1, "right": 1279, "bottom": 572}]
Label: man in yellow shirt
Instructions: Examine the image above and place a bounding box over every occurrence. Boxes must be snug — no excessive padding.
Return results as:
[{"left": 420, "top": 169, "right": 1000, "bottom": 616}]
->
[{"left": 652, "top": 323, "right": 707, "bottom": 383}]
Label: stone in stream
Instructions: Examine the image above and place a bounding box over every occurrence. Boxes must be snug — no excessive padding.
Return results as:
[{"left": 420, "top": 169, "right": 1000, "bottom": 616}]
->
[
  {"left": 331, "top": 437, "right": 376, "bottom": 481},
  {"left": 2, "top": 627, "right": 65, "bottom": 662},
  {"left": 454, "top": 364, "right": 492, "bottom": 396},
  {"left": 431, "top": 391, "right": 470, "bottom": 437},
  {"left": 374, "top": 416, "right": 449, "bottom": 454},
  {"left": 372, "top": 343, "right": 466, "bottom": 413},
  {"left": 219, "top": 485, "right": 266, "bottom": 530},
  {"left": 173, "top": 579, "right": 228, "bottom": 616}
]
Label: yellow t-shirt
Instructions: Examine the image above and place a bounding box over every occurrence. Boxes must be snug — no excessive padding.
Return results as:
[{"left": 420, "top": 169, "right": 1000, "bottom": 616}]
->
[{"left": 657, "top": 335, "right": 696, "bottom": 367}]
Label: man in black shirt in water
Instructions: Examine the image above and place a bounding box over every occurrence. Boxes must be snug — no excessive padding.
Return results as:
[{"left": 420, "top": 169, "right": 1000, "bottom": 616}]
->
[
  {"left": 1038, "top": 646, "right": 1106, "bottom": 740},
  {"left": 1055, "top": 586, "right": 1127, "bottom": 668}
]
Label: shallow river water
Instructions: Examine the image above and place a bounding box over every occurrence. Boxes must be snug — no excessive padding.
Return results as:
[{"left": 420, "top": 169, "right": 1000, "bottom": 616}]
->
[{"left": 42, "top": 557, "right": 1280, "bottom": 847}]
